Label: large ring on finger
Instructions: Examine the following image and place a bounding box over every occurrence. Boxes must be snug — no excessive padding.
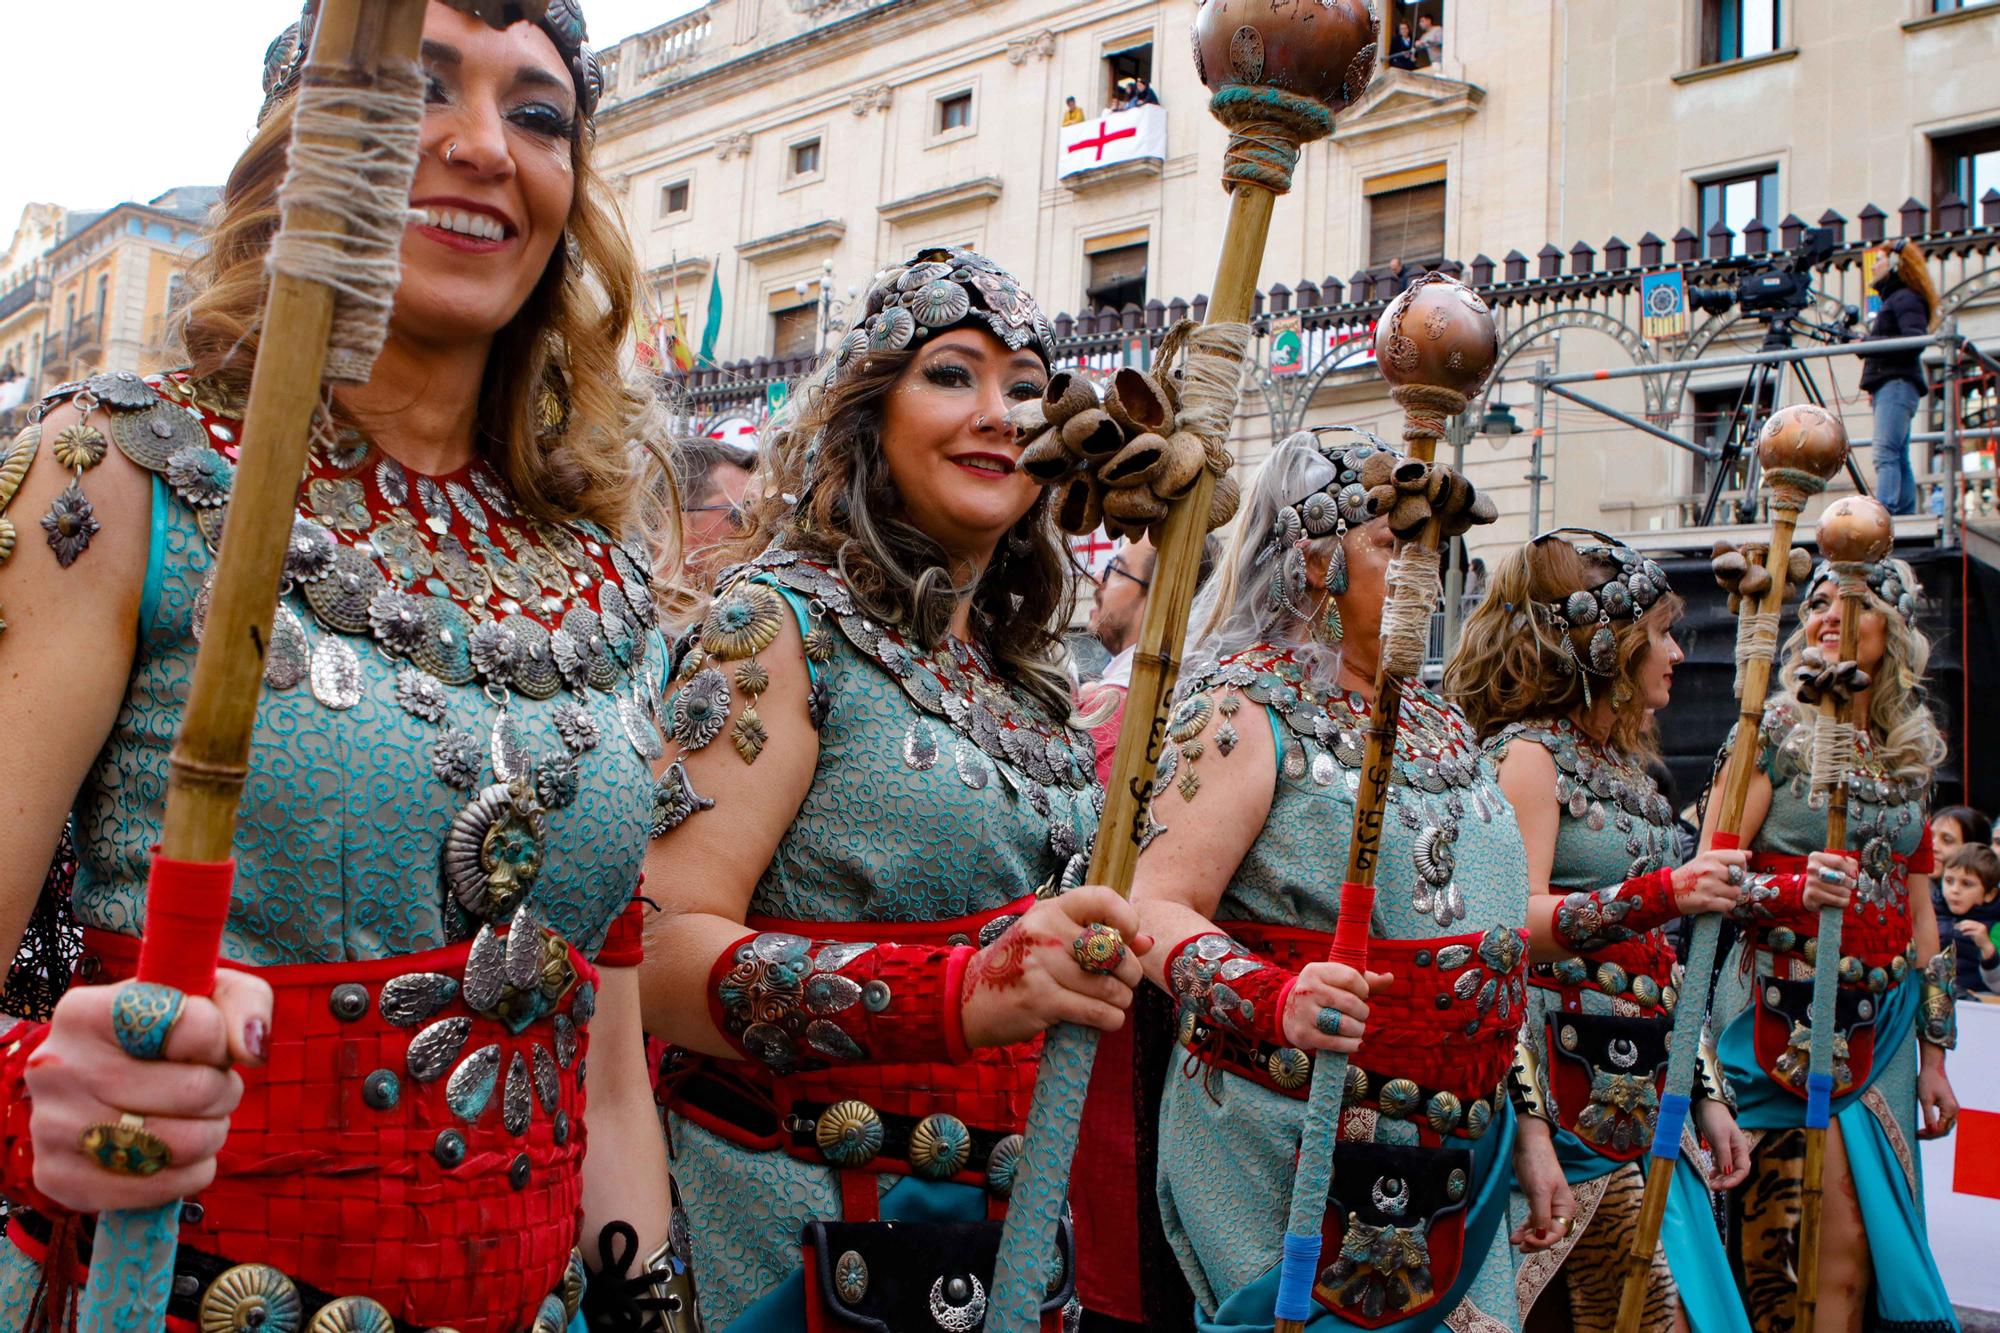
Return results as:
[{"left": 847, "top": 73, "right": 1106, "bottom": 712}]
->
[
  {"left": 81, "top": 1112, "right": 173, "bottom": 1177},
  {"left": 1556, "top": 1214, "right": 1575, "bottom": 1237},
  {"left": 1316, "top": 1007, "right": 1343, "bottom": 1038},
  {"left": 1727, "top": 865, "right": 1745, "bottom": 886},
  {"left": 1817, "top": 867, "right": 1846, "bottom": 885},
  {"left": 110, "top": 982, "right": 186, "bottom": 1062},
  {"left": 1071, "top": 923, "right": 1126, "bottom": 976}
]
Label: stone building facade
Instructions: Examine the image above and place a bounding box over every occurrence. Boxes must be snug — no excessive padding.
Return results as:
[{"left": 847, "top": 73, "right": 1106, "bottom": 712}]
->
[{"left": 593, "top": 0, "right": 2000, "bottom": 551}]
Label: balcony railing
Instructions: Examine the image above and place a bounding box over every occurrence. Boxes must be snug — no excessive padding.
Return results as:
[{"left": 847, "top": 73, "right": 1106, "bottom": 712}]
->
[
  {"left": 662, "top": 198, "right": 2000, "bottom": 421},
  {"left": 0, "top": 275, "right": 49, "bottom": 323}
]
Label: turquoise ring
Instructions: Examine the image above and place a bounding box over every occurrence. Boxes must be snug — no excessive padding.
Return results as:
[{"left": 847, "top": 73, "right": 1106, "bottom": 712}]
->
[
  {"left": 1316, "top": 1006, "right": 1344, "bottom": 1037},
  {"left": 110, "top": 982, "right": 186, "bottom": 1062}
]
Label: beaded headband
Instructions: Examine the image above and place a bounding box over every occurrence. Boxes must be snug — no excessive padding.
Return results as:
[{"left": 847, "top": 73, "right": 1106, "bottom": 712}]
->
[
  {"left": 1259, "top": 426, "right": 1397, "bottom": 615},
  {"left": 826, "top": 247, "right": 1056, "bottom": 381},
  {"left": 1803, "top": 557, "right": 1918, "bottom": 625},
  {"left": 1527, "top": 527, "right": 1673, "bottom": 683},
  {"left": 261, "top": 0, "right": 602, "bottom": 124}
]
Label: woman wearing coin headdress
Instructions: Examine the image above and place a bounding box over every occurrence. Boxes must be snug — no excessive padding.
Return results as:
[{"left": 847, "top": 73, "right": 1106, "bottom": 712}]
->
[
  {"left": 639, "top": 246, "right": 1144, "bottom": 1332},
  {"left": 1704, "top": 555, "right": 1960, "bottom": 1333},
  {"left": 1444, "top": 532, "right": 1752, "bottom": 1333},
  {"left": 0, "top": 5, "right": 686, "bottom": 1330},
  {"left": 1128, "top": 428, "right": 1571, "bottom": 1333}
]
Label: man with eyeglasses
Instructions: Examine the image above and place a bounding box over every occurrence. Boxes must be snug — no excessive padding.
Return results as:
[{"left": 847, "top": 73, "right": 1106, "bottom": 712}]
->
[{"left": 671, "top": 434, "right": 758, "bottom": 593}]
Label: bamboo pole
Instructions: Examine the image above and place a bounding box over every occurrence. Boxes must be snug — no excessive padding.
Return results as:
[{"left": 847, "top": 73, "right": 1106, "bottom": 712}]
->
[
  {"left": 1611, "top": 405, "right": 1848, "bottom": 1333},
  {"left": 75, "top": 3, "right": 429, "bottom": 1327},
  {"left": 1793, "top": 497, "right": 1893, "bottom": 1332}
]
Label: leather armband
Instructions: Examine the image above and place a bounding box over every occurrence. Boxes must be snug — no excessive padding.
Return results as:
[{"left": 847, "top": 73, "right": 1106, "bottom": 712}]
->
[
  {"left": 1730, "top": 871, "right": 1805, "bottom": 923},
  {"left": 1918, "top": 951, "right": 1957, "bottom": 1051},
  {"left": 1695, "top": 1024, "right": 1737, "bottom": 1110},
  {"left": 1550, "top": 868, "right": 1679, "bottom": 955},
  {"left": 1507, "top": 1029, "right": 1552, "bottom": 1124},
  {"left": 710, "top": 932, "right": 973, "bottom": 1075},
  {"left": 1164, "top": 933, "right": 1296, "bottom": 1049},
  {"left": 0, "top": 1019, "right": 59, "bottom": 1212}
]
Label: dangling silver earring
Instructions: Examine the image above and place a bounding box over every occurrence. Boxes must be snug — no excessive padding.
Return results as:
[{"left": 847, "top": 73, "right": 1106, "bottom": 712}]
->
[
  {"left": 1327, "top": 531, "right": 1350, "bottom": 596},
  {"left": 1312, "top": 592, "right": 1344, "bottom": 648},
  {"left": 564, "top": 231, "right": 582, "bottom": 267}
]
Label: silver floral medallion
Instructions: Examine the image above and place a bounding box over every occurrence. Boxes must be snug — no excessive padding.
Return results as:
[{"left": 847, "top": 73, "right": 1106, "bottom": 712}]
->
[{"left": 309, "top": 636, "right": 364, "bottom": 710}]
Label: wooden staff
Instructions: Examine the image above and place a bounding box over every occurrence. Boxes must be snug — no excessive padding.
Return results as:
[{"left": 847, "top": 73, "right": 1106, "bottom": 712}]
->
[
  {"left": 1611, "top": 404, "right": 1848, "bottom": 1333},
  {"left": 1792, "top": 495, "right": 1893, "bottom": 1331},
  {"left": 1272, "top": 275, "right": 1497, "bottom": 1333},
  {"left": 71, "top": 2, "right": 537, "bottom": 1326},
  {"left": 985, "top": 4, "right": 1372, "bottom": 1327}
]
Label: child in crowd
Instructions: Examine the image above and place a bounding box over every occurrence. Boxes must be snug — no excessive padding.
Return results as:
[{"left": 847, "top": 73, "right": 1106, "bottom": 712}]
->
[
  {"left": 1932, "top": 804, "right": 1993, "bottom": 862},
  {"left": 1938, "top": 841, "right": 2000, "bottom": 995}
]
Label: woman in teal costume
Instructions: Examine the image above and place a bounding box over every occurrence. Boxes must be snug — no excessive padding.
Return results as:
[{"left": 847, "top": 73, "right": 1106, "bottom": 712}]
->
[
  {"left": 0, "top": 7, "right": 680, "bottom": 1330},
  {"left": 639, "top": 247, "right": 1143, "bottom": 1332},
  {"left": 1130, "top": 429, "right": 1572, "bottom": 1333},
  {"left": 1705, "top": 556, "right": 1961, "bottom": 1333},
  {"left": 1447, "top": 532, "right": 1751, "bottom": 1333}
]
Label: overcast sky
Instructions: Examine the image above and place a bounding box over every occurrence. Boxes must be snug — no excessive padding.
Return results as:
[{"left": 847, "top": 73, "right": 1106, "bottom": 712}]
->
[{"left": 0, "top": 0, "right": 699, "bottom": 243}]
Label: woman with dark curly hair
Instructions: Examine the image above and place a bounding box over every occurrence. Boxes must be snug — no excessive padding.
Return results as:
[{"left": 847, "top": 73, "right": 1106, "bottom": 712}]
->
[
  {"left": 1446, "top": 532, "right": 1751, "bottom": 1333},
  {"left": 1704, "top": 556, "right": 1959, "bottom": 1333},
  {"left": 640, "top": 247, "right": 1143, "bottom": 1332},
  {"left": 0, "top": 5, "right": 679, "bottom": 1330}
]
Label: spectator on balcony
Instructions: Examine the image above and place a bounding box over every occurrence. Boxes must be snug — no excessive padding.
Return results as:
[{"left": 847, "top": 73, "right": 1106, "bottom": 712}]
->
[
  {"left": 1381, "top": 254, "right": 1411, "bottom": 296},
  {"left": 1415, "top": 12, "right": 1444, "bottom": 67},
  {"left": 1062, "top": 94, "right": 1085, "bottom": 126},
  {"left": 1859, "top": 237, "right": 1939, "bottom": 516},
  {"left": 1387, "top": 20, "right": 1417, "bottom": 69},
  {"left": 1108, "top": 78, "right": 1135, "bottom": 114},
  {"left": 1132, "top": 76, "right": 1160, "bottom": 107}
]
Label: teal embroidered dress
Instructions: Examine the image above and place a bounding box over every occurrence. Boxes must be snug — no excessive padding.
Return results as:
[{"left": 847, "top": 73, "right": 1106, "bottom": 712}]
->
[
  {"left": 656, "top": 548, "right": 1099, "bottom": 1332},
  {"left": 1154, "top": 646, "right": 1533, "bottom": 1333}
]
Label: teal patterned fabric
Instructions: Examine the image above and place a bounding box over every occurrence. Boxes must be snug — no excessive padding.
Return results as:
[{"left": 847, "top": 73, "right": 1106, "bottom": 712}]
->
[
  {"left": 660, "top": 550, "right": 1098, "bottom": 1329},
  {"left": 1486, "top": 719, "right": 1677, "bottom": 894},
  {"left": 1734, "top": 699, "right": 1927, "bottom": 865},
  {"left": 1153, "top": 646, "right": 1531, "bottom": 1329},
  {"left": 62, "top": 375, "right": 662, "bottom": 964}
]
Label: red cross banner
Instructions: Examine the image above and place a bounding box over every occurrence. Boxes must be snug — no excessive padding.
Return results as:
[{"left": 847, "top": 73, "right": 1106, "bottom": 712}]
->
[
  {"left": 1058, "top": 104, "right": 1167, "bottom": 179},
  {"left": 1921, "top": 1000, "right": 2000, "bottom": 1311}
]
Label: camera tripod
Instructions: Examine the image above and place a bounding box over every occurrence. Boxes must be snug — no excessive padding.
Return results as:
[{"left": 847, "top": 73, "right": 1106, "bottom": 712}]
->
[{"left": 1697, "top": 310, "right": 1871, "bottom": 526}]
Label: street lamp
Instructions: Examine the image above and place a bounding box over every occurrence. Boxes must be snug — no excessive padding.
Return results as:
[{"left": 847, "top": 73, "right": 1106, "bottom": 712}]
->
[{"left": 1480, "top": 378, "right": 1522, "bottom": 439}]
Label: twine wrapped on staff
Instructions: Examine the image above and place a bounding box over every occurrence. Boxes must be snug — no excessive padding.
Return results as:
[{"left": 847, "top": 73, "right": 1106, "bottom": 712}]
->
[
  {"left": 1270, "top": 274, "right": 1498, "bottom": 1333},
  {"left": 71, "top": 3, "right": 547, "bottom": 1328},
  {"left": 1611, "top": 403, "right": 1849, "bottom": 1333},
  {"left": 984, "top": 2, "right": 1382, "bottom": 1327},
  {"left": 1789, "top": 494, "right": 1894, "bottom": 1332}
]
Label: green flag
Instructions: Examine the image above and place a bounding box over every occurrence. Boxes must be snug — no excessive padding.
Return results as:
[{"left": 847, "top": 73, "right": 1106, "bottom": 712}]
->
[{"left": 698, "top": 258, "right": 723, "bottom": 365}]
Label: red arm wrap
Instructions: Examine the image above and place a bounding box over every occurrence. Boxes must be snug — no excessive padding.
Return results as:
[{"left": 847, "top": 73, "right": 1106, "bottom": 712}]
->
[
  {"left": 708, "top": 931, "right": 974, "bottom": 1072},
  {"left": 0, "top": 1021, "right": 60, "bottom": 1214},
  {"left": 1550, "top": 867, "right": 1680, "bottom": 954},
  {"left": 1164, "top": 933, "right": 1296, "bottom": 1049},
  {"left": 1732, "top": 871, "right": 1807, "bottom": 922},
  {"left": 595, "top": 893, "right": 648, "bottom": 968}
]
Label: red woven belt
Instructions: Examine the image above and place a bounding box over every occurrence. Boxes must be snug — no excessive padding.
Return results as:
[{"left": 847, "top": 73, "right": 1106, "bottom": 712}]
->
[
  {"left": 50, "top": 928, "right": 598, "bottom": 1333},
  {"left": 1748, "top": 852, "right": 1915, "bottom": 967},
  {"left": 1529, "top": 930, "right": 1679, "bottom": 1017},
  {"left": 1201, "top": 921, "right": 1528, "bottom": 1102}
]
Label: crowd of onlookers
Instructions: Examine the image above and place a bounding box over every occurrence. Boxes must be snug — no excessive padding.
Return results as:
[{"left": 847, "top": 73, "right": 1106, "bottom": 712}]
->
[{"left": 1934, "top": 805, "right": 2000, "bottom": 996}]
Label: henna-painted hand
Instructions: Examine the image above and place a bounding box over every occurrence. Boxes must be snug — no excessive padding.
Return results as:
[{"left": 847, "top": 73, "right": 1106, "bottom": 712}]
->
[
  {"left": 958, "top": 887, "right": 1151, "bottom": 1049},
  {"left": 28, "top": 971, "right": 273, "bottom": 1213},
  {"left": 1278, "top": 961, "right": 1394, "bottom": 1055},
  {"left": 1671, "top": 848, "right": 1748, "bottom": 916}
]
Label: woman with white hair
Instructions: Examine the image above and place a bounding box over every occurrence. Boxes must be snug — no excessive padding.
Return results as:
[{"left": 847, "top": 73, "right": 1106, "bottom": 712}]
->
[{"left": 1130, "top": 428, "right": 1571, "bottom": 1332}]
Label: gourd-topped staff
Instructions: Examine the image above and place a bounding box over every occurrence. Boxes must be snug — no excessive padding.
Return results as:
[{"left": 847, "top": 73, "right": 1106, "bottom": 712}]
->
[
  {"left": 73, "top": 2, "right": 545, "bottom": 1327},
  {"left": 1790, "top": 494, "right": 1894, "bottom": 1333},
  {"left": 1610, "top": 403, "right": 1848, "bottom": 1333},
  {"left": 986, "top": 2, "right": 1380, "bottom": 1326},
  {"left": 1270, "top": 275, "right": 1498, "bottom": 1333}
]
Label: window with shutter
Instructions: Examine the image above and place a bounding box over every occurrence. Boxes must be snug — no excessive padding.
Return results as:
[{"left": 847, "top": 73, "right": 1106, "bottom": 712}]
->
[
  {"left": 1368, "top": 182, "right": 1446, "bottom": 268},
  {"left": 1084, "top": 239, "right": 1148, "bottom": 313}
]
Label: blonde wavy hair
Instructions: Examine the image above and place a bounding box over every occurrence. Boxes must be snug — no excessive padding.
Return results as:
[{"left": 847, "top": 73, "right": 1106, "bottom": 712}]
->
[
  {"left": 1445, "top": 537, "right": 1683, "bottom": 759},
  {"left": 175, "top": 87, "right": 676, "bottom": 543},
  {"left": 1773, "top": 558, "right": 1945, "bottom": 782}
]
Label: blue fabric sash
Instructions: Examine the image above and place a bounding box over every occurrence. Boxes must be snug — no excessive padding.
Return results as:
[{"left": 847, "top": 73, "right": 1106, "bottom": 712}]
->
[
  {"left": 1721, "top": 973, "right": 1957, "bottom": 1331},
  {"left": 1197, "top": 1107, "right": 1517, "bottom": 1333}
]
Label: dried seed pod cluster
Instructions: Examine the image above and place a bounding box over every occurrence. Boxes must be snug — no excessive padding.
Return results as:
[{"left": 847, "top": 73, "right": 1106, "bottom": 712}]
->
[
  {"left": 1010, "top": 364, "right": 1239, "bottom": 540},
  {"left": 1710, "top": 540, "right": 1814, "bottom": 614},
  {"left": 1794, "top": 649, "right": 1870, "bottom": 707},
  {"left": 1355, "top": 448, "right": 1497, "bottom": 542}
]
